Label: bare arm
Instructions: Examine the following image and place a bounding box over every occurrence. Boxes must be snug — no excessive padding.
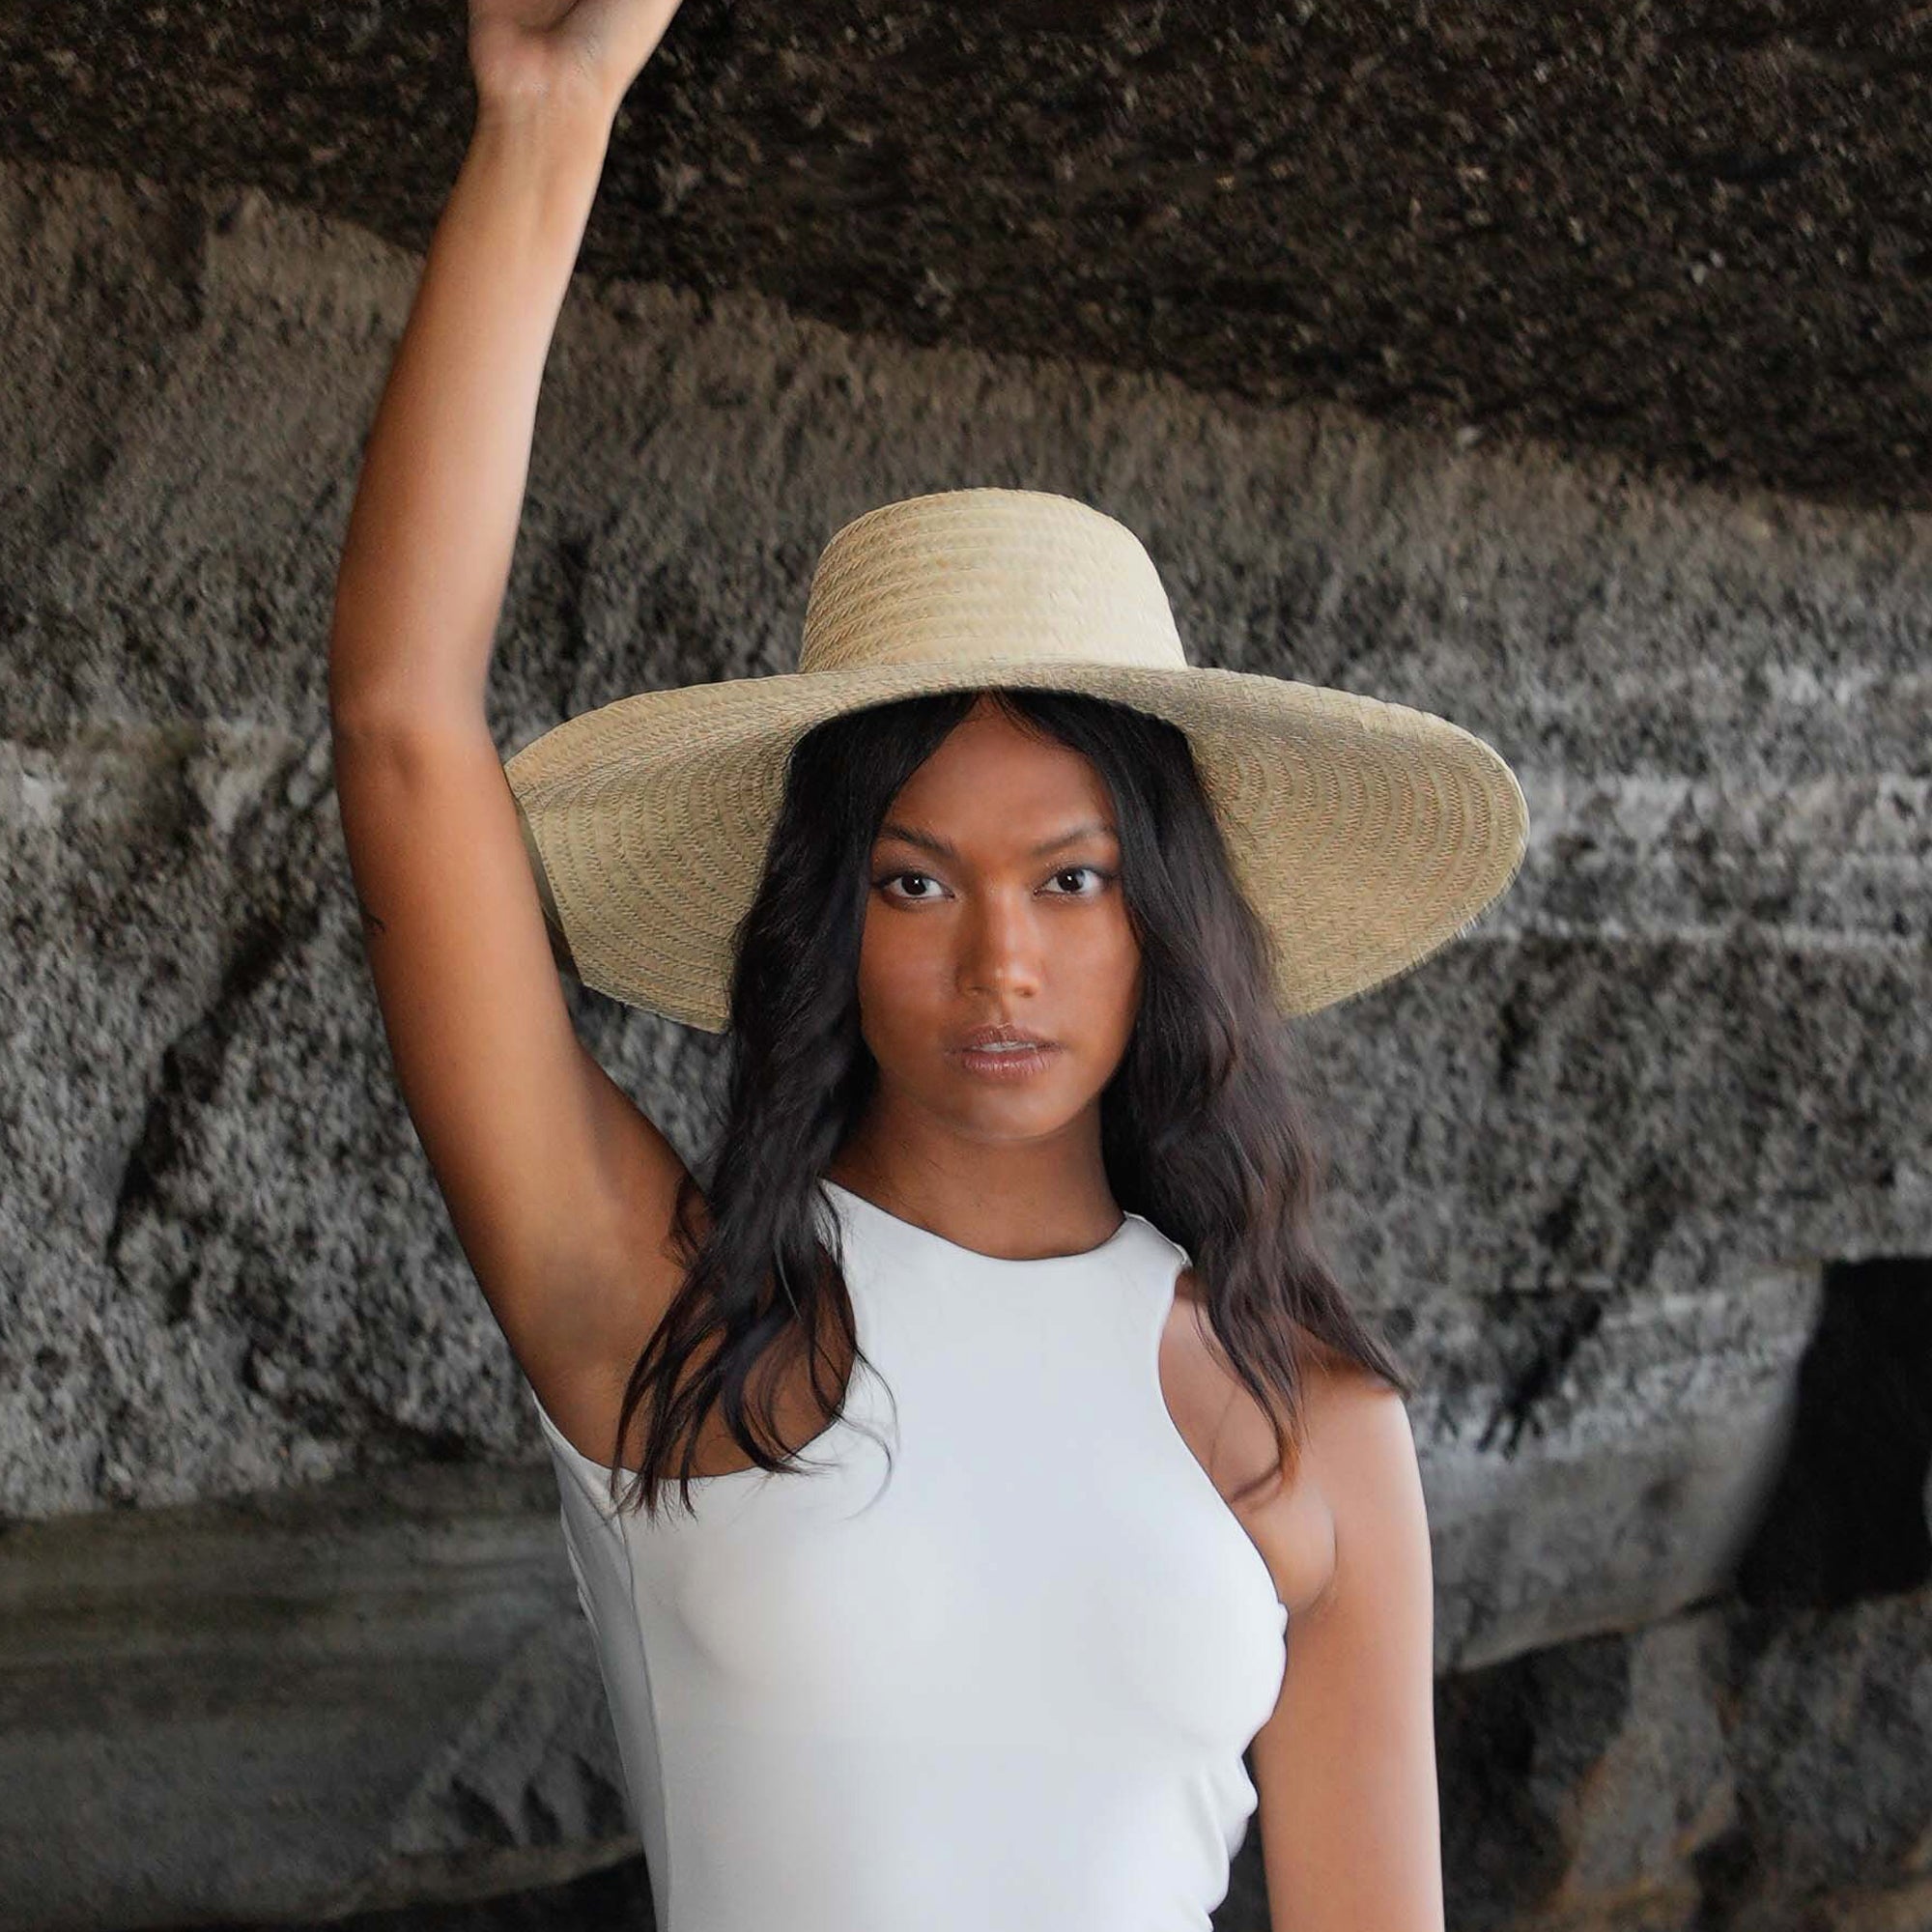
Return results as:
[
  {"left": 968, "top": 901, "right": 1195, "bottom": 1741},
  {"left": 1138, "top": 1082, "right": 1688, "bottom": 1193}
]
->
[
  {"left": 1252, "top": 1374, "right": 1445, "bottom": 1932},
  {"left": 328, "top": 83, "right": 616, "bottom": 725},
  {"left": 328, "top": 4, "right": 695, "bottom": 1430}
]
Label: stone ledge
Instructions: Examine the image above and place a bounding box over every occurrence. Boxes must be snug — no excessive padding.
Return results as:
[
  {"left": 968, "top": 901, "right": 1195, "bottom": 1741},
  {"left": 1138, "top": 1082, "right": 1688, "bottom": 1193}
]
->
[{"left": 0, "top": 1464, "right": 638, "bottom": 1931}]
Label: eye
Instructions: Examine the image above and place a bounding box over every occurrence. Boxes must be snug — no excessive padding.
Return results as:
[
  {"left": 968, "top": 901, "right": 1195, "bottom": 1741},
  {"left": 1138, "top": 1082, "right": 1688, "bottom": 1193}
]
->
[
  {"left": 1043, "top": 866, "right": 1114, "bottom": 896},
  {"left": 875, "top": 869, "right": 948, "bottom": 902}
]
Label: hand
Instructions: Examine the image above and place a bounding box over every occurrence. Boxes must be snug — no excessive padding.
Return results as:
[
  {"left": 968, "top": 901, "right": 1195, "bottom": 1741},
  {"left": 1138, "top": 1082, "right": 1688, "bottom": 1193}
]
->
[{"left": 468, "top": 0, "right": 689, "bottom": 126}]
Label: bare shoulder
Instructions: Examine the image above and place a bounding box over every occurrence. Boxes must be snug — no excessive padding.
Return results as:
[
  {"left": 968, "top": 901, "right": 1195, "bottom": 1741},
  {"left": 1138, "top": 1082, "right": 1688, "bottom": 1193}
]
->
[
  {"left": 1293, "top": 1336, "right": 1410, "bottom": 1448},
  {"left": 1168, "top": 1263, "right": 1382, "bottom": 1450},
  {"left": 1290, "top": 1349, "right": 1426, "bottom": 1624}
]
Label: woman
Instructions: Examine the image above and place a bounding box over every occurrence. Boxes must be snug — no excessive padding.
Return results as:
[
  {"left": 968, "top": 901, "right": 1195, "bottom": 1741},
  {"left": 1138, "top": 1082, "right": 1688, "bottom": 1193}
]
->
[{"left": 327, "top": 3, "right": 1529, "bottom": 1928}]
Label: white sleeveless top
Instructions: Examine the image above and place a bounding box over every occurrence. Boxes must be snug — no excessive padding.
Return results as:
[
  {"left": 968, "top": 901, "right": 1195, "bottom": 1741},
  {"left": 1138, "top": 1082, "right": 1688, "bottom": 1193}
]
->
[{"left": 527, "top": 1176, "right": 1290, "bottom": 1931}]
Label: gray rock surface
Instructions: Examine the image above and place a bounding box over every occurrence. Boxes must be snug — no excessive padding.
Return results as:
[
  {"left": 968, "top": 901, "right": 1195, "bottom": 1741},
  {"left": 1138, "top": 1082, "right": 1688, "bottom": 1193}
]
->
[
  {"left": 0, "top": 1464, "right": 635, "bottom": 1931},
  {"left": 2, "top": 142, "right": 1928, "bottom": 1930},
  {"left": 2, "top": 0, "right": 1930, "bottom": 509},
  {"left": 1437, "top": 1586, "right": 1932, "bottom": 1932}
]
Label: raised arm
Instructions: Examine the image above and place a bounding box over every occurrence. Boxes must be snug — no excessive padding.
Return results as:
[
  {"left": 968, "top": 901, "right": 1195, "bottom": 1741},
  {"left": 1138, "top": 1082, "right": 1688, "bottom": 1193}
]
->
[{"left": 327, "top": 0, "right": 695, "bottom": 1440}]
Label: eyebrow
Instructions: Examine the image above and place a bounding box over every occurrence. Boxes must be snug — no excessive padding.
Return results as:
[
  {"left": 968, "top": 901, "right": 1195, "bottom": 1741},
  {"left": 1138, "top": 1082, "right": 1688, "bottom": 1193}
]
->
[{"left": 876, "top": 817, "right": 1121, "bottom": 860}]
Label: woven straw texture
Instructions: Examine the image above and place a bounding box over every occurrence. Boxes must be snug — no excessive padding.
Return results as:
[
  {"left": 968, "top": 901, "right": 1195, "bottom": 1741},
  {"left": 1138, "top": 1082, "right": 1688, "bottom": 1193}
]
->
[{"left": 504, "top": 488, "right": 1529, "bottom": 1033}]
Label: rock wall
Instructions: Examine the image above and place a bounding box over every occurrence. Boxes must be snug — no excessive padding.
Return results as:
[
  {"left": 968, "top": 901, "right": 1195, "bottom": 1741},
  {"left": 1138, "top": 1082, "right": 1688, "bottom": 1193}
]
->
[
  {"left": 8, "top": 0, "right": 1931, "bottom": 511},
  {"left": 2, "top": 152, "right": 1928, "bottom": 1930}
]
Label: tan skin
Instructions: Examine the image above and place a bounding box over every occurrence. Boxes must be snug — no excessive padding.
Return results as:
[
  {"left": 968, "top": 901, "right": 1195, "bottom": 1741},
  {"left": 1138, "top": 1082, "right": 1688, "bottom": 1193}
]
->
[{"left": 327, "top": 4, "right": 1443, "bottom": 1926}]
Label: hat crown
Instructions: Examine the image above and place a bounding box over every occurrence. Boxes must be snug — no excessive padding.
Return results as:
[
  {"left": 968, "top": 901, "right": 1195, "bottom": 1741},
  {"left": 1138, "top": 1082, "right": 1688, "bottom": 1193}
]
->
[{"left": 799, "top": 487, "right": 1187, "bottom": 676}]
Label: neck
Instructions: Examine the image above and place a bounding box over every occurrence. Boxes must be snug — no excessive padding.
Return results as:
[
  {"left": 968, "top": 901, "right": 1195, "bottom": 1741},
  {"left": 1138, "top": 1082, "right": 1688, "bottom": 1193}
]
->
[{"left": 823, "top": 1131, "right": 1120, "bottom": 1264}]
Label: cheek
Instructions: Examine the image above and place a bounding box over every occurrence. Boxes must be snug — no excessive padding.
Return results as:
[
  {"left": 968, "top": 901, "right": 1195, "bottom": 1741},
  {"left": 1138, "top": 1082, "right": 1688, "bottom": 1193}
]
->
[
  {"left": 1075, "top": 909, "right": 1143, "bottom": 987},
  {"left": 1097, "top": 921, "right": 1146, "bottom": 1029},
  {"left": 1050, "top": 919, "right": 1143, "bottom": 1047},
  {"left": 855, "top": 914, "right": 942, "bottom": 1031},
  {"left": 1105, "top": 952, "right": 1146, "bottom": 1040}
]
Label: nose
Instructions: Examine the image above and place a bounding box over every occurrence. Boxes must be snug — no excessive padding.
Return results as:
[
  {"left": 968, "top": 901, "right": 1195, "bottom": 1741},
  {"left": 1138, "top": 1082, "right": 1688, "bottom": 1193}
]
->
[{"left": 956, "top": 884, "right": 1046, "bottom": 999}]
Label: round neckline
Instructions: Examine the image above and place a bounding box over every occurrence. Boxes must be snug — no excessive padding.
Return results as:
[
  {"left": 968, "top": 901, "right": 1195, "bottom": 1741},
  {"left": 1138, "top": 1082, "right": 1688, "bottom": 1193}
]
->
[{"left": 819, "top": 1177, "right": 1138, "bottom": 1267}]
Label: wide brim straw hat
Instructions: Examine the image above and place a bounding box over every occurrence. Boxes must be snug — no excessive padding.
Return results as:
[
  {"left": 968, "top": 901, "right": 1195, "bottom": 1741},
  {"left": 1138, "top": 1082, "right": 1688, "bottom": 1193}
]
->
[{"left": 504, "top": 486, "right": 1529, "bottom": 1034}]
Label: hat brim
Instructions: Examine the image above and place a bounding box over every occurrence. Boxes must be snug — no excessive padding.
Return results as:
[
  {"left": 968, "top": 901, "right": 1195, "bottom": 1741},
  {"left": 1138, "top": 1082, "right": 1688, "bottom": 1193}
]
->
[{"left": 503, "top": 656, "right": 1528, "bottom": 1033}]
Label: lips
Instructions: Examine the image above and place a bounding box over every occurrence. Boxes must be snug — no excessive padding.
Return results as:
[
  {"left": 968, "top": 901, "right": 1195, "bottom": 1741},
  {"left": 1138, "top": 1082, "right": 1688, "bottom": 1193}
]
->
[{"left": 957, "top": 1023, "right": 1053, "bottom": 1050}]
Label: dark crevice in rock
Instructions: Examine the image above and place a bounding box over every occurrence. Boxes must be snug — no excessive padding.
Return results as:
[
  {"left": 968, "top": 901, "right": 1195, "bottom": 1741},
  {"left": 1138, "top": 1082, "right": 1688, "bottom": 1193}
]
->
[
  {"left": 104, "top": 910, "right": 296, "bottom": 1304},
  {"left": 550, "top": 528, "right": 595, "bottom": 725},
  {"left": 445, "top": 1777, "right": 524, "bottom": 1854},
  {"left": 1491, "top": 969, "right": 1541, "bottom": 1098},
  {"left": 1436, "top": 1635, "right": 1628, "bottom": 1930},
  {"left": 264, "top": 1389, "right": 482, "bottom": 1466},
  {"left": 1730, "top": 1253, "right": 1932, "bottom": 1610},
  {"left": 1619, "top": 1151, "right": 1697, "bottom": 1287},
  {"left": 1686, "top": 1819, "right": 1759, "bottom": 1932},
  {"left": 1477, "top": 1289, "right": 1605, "bottom": 1458}
]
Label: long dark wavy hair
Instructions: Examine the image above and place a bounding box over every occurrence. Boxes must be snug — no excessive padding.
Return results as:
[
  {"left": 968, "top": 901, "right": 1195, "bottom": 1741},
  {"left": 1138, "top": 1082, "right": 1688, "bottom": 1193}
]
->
[{"left": 608, "top": 685, "right": 1414, "bottom": 1521}]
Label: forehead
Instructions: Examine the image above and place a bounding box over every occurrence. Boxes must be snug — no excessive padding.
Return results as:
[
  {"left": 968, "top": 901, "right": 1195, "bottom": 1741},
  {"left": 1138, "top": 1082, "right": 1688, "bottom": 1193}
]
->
[{"left": 878, "top": 708, "right": 1118, "bottom": 847}]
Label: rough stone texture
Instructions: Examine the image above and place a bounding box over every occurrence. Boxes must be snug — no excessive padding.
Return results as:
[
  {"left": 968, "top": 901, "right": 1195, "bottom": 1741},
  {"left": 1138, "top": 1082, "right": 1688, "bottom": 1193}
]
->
[
  {"left": 1436, "top": 1587, "right": 1932, "bottom": 1932},
  {"left": 0, "top": 1466, "right": 637, "bottom": 1931},
  {"left": 2, "top": 134, "right": 1929, "bottom": 1931},
  {"left": 4, "top": 1, "right": 1932, "bottom": 513}
]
